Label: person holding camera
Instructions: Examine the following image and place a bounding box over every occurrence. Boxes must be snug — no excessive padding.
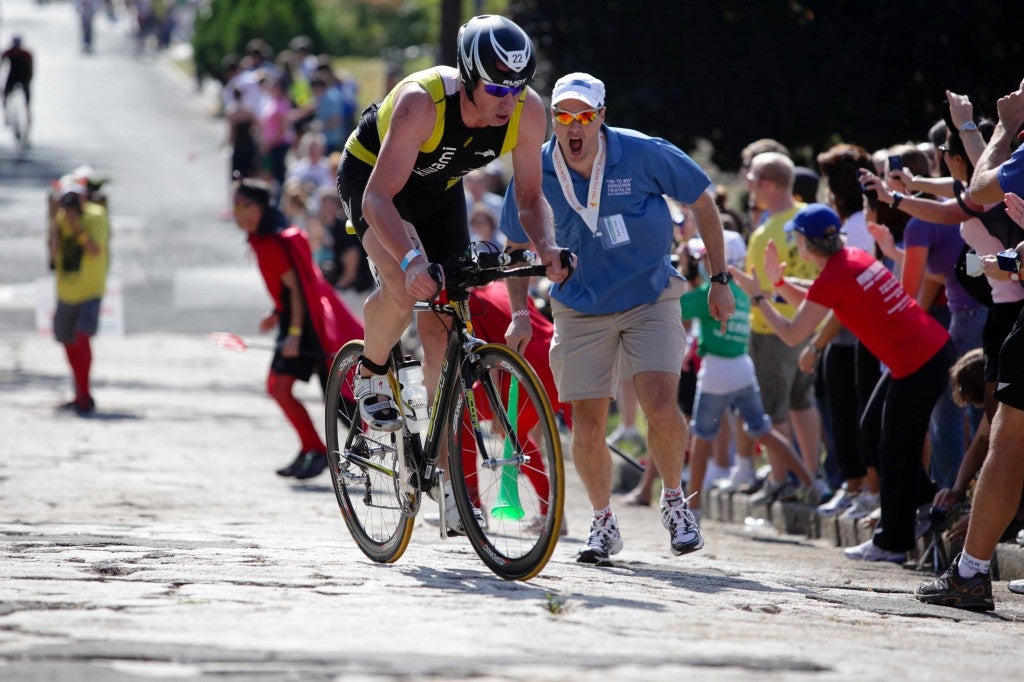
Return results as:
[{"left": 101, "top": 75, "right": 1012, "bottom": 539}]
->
[
  {"left": 917, "top": 77, "right": 1024, "bottom": 611},
  {"left": 49, "top": 180, "right": 110, "bottom": 416},
  {"left": 730, "top": 203, "right": 955, "bottom": 565}
]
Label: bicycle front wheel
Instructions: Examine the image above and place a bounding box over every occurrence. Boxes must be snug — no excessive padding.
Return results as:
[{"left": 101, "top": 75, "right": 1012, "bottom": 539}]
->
[
  {"left": 447, "top": 344, "right": 564, "bottom": 580},
  {"left": 325, "top": 340, "right": 414, "bottom": 563}
]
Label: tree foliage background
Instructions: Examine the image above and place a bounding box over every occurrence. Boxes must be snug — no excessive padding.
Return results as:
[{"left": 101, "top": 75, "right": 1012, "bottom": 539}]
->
[
  {"left": 512, "top": 0, "right": 1024, "bottom": 168},
  {"left": 193, "top": 0, "right": 1024, "bottom": 170}
]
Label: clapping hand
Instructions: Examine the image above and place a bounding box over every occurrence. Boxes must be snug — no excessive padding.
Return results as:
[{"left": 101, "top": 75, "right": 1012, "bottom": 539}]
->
[{"left": 1005, "top": 192, "right": 1024, "bottom": 228}]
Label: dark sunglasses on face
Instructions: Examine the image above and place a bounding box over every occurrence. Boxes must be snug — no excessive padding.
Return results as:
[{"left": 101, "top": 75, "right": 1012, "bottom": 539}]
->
[
  {"left": 551, "top": 108, "right": 600, "bottom": 126},
  {"left": 483, "top": 81, "right": 527, "bottom": 98}
]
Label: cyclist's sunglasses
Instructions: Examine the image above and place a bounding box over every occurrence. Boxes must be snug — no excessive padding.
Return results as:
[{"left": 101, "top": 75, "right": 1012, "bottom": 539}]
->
[
  {"left": 483, "top": 81, "right": 527, "bottom": 98},
  {"left": 551, "top": 108, "right": 601, "bottom": 126}
]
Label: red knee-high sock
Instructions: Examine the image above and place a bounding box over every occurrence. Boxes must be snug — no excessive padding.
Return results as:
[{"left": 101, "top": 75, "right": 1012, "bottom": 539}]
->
[
  {"left": 267, "top": 371, "right": 326, "bottom": 452},
  {"left": 63, "top": 332, "right": 93, "bottom": 407}
]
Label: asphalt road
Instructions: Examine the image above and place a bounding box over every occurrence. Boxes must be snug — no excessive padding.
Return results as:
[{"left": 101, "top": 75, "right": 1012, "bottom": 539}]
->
[{"left": 1, "top": 1, "right": 1023, "bottom": 680}]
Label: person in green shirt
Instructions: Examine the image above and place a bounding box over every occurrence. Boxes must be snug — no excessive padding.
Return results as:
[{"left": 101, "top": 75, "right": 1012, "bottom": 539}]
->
[{"left": 681, "top": 234, "right": 818, "bottom": 520}]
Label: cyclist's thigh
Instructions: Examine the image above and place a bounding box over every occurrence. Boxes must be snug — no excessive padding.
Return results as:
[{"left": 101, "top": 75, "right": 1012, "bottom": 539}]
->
[{"left": 399, "top": 182, "right": 470, "bottom": 263}]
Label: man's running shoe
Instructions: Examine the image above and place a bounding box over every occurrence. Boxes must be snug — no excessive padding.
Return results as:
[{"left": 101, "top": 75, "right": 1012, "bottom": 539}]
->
[
  {"left": 577, "top": 513, "right": 623, "bottom": 565},
  {"left": 661, "top": 500, "right": 704, "bottom": 556},
  {"left": 354, "top": 368, "right": 402, "bottom": 432},
  {"left": 915, "top": 555, "right": 994, "bottom": 611},
  {"left": 817, "top": 484, "right": 856, "bottom": 517},
  {"left": 843, "top": 538, "right": 906, "bottom": 563}
]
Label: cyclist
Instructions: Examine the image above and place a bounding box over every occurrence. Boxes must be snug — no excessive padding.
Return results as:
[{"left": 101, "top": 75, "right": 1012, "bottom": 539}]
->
[
  {"left": 336, "top": 15, "right": 568, "bottom": 533},
  {"left": 2, "top": 36, "right": 33, "bottom": 129}
]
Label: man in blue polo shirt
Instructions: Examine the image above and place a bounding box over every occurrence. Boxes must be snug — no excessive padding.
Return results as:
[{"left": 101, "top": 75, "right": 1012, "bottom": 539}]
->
[{"left": 501, "top": 72, "right": 734, "bottom": 566}]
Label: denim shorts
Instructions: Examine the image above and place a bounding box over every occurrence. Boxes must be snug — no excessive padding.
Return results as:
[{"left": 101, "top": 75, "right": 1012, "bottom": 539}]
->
[{"left": 690, "top": 382, "right": 772, "bottom": 441}]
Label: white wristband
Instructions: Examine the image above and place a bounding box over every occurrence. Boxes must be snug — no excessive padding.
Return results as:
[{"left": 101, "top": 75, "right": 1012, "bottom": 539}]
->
[
  {"left": 400, "top": 248, "right": 423, "bottom": 272},
  {"left": 511, "top": 309, "right": 530, "bottom": 321}
]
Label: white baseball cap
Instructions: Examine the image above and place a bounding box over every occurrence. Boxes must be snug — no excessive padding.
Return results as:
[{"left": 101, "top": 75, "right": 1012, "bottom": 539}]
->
[{"left": 551, "top": 72, "right": 605, "bottom": 109}]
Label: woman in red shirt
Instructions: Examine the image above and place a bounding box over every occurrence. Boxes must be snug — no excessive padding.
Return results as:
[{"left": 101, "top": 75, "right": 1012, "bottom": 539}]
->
[{"left": 730, "top": 203, "right": 955, "bottom": 563}]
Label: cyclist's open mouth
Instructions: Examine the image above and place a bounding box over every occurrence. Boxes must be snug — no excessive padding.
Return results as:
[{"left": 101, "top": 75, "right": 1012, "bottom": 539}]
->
[{"left": 568, "top": 138, "right": 583, "bottom": 155}]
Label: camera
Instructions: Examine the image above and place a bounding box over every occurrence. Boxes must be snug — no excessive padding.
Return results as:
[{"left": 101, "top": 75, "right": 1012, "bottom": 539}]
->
[
  {"left": 928, "top": 506, "right": 947, "bottom": 529},
  {"left": 996, "top": 249, "right": 1022, "bottom": 274},
  {"left": 888, "top": 154, "right": 902, "bottom": 174}
]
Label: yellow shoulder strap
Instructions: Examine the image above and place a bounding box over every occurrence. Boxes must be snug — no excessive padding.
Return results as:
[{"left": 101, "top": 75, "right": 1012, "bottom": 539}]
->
[
  {"left": 376, "top": 69, "right": 447, "bottom": 155},
  {"left": 499, "top": 89, "right": 529, "bottom": 156}
]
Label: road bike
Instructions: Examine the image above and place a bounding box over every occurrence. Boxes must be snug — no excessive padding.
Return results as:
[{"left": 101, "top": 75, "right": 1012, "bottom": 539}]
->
[
  {"left": 325, "top": 246, "right": 569, "bottom": 580},
  {"left": 5, "top": 82, "right": 29, "bottom": 158}
]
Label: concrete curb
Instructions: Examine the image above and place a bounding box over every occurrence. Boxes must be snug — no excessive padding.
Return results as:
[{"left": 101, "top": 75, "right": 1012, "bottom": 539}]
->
[{"left": 705, "top": 487, "right": 1024, "bottom": 579}]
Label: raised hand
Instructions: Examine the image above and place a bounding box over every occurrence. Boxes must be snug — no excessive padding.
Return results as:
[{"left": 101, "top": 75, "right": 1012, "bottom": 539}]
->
[
  {"left": 867, "top": 221, "right": 897, "bottom": 260},
  {"left": 764, "top": 239, "right": 787, "bottom": 285}
]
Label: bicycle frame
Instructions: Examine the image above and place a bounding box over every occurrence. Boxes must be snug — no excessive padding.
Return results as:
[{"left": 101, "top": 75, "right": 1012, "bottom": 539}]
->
[{"left": 381, "top": 295, "right": 526, "bottom": 534}]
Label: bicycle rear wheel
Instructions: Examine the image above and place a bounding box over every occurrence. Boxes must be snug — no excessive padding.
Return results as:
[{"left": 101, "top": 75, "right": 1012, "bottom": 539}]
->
[
  {"left": 447, "top": 344, "right": 564, "bottom": 580},
  {"left": 325, "top": 340, "right": 414, "bottom": 563}
]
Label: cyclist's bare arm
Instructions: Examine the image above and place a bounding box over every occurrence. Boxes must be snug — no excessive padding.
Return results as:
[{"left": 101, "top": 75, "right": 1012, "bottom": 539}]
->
[
  {"left": 510, "top": 89, "right": 566, "bottom": 284},
  {"left": 362, "top": 83, "right": 439, "bottom": 299}
]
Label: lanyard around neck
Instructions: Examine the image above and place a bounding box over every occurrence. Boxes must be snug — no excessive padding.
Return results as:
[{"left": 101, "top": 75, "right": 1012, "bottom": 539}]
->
[{"left": 551, "top": 131, "right": 606, "bottom": 236}]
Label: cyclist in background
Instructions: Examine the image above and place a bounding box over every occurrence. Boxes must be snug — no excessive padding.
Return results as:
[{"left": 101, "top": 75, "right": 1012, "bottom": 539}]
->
[
  {"left": 336, "top": 15, "right": 568, "bottom": 532},
  {"left": 2, "top": 36, "right": 33, "bottom": 129}
]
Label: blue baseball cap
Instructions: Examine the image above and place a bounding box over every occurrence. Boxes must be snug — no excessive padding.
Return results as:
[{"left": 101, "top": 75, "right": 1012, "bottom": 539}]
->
[{"left": 784, "top": 203, "right": 841, "bottom": 239}]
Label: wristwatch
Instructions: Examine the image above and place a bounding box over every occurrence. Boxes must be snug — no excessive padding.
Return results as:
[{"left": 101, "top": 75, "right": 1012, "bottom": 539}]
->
[
  {"left": 709, "top": 271, "right": 732, "bottom": 285},
  {"left": 891, "top": 191, "right": 905, "bottom": 210},
  {"left": 959, "top": 120, "right": 979, "bottom": 133}
]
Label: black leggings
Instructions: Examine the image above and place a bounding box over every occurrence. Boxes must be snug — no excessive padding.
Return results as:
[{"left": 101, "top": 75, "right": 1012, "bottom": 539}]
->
[{"left": 860, "top": 340, "right": 955, "bottom": 552}]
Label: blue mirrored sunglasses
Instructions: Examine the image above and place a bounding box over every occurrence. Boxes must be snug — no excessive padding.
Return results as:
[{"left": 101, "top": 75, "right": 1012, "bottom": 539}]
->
[{"left": 483, "top": 81, "right": 527, "bottom": 98}]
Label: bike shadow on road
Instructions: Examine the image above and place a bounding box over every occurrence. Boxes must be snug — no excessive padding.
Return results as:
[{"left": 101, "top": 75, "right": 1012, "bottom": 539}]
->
[{"left": 393, "top": 557, "right": 786, "bottom": 614}]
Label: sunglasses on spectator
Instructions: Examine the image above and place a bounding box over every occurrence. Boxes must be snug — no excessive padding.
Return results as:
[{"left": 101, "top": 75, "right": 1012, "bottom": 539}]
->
[
  {"left": 938, "top": 144, "right": 950, "bottom": 154},
  {"left": 551, "top": 108, "right": 601, "bottom": 126},
  {"left": 483, "top": 81, "right": 527, "bottom": 98}
]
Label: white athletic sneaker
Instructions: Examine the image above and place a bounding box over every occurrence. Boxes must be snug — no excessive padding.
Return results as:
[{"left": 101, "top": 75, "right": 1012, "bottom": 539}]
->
[
  {"left": 841, "top": 491, "right": 880, "bottom": 520},
  {"left": 716, "top": 463, "right": 758, "bottom": 493},
  {"left": 576, "top": 513, "right": 623, "bottom": 565},
  {"left": 817, "top": 484, "right": 856, "bottom": 517},
  {"left": 843, "top": 538, "right": 906, "bottom": 563},
  {"left": 661, "top": 500, "right": 704, "bottom": 556},
  {"left": 703, "top": 462, "right": 731, "bottom": 490}
]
